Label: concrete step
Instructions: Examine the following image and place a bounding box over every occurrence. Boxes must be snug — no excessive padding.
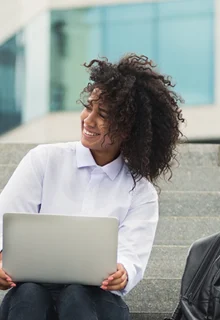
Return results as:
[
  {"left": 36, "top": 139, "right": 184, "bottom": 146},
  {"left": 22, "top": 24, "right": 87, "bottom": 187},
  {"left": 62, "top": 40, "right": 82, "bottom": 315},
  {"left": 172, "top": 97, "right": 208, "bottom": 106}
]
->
[
  {"left": 125, "top": 278, "right": 180, "bottom": 314},
  {"left": 1, "top": 190, "right": 219, "bottom": 218},
  {"left": 0, "top": 143, "right": 220, "bottom": 167},
  {"left": 158, "top": 166, "right": 220, "bottom": 191},
  {"left": 0, "top": 185, "right": 219, "bottom": 219},
  {"left": 0, "top": 188, "right": 219, "bottom": 219},
  {"left": 131, "top": 314, "right": 171, "bottom": 320},
  {"left": 145, "top": 245, "right": 188, "bottom": 279},
  {"left": 174, "top": 143, "right": 220, "bottom": 167},
  {"left": 159, "top": 191, "right": 220, "bottom": 217},
  {"left": 1, "top": 164, "right": 220, "bottom": 191},
  {"left": 0, "top": 165, "right": 16, "bottom": 189},
  {"left": 154, "top": 216, "right": 220, "bottom": 245},
  {"left": 1, "top": 143, "right": 220, "bottom": 191},
  {"left": 0, "top": 144, "right": 36, "bottom": 165},
  {"left": 0, "top": 189, "right": 218, "bottom": 244}
]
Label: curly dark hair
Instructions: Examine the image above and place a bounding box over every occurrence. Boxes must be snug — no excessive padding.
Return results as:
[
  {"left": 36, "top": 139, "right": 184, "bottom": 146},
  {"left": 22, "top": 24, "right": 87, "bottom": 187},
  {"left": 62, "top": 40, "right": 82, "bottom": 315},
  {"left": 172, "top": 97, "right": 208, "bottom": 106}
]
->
[{"left": 80, "top": 54, "right": 185, "bottom": 187}]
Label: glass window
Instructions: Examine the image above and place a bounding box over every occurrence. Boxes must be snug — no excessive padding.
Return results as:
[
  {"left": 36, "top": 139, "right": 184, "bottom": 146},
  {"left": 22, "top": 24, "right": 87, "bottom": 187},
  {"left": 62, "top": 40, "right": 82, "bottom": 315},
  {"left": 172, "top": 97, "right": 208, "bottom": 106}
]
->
[
  {"left": 157, "top": 0, "right": 214, "bottom": 105},
  {"left": 50, "top": 0, "right": 214, "bottom": 109},
  {"left": 102, "top": 4, "right": 156, "bottom": 62},
  {"left": 0, "top": 32, "right": 25, "bottom": 134},
  {"left": 50, "top": 9, "right": 103, "bottom": 111},
  {"left": 103, "top": 0, "right": 214, "bottom": 105}
]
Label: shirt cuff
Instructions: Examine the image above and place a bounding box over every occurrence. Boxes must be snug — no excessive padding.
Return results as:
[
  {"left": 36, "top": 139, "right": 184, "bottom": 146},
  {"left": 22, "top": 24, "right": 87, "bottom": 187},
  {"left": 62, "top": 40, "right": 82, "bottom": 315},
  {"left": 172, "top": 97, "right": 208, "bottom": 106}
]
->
[{"left": 111, "top": 258, "right": 137, "bottom": 297}]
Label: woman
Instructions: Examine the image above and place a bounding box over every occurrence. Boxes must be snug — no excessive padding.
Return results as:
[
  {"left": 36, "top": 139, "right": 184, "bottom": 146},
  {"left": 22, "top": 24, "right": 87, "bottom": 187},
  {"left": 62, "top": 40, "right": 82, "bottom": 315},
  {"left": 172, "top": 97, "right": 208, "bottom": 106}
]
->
[{"left": 0, "top": 54, "right": 184, "bottom": 320}]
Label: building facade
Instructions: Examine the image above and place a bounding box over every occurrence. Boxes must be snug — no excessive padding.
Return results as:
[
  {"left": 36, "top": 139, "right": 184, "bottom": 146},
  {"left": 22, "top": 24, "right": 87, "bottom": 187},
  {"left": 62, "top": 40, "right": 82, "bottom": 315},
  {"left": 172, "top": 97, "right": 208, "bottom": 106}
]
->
[{"left": 0, "top": 0, "right": 219, "bottom": 141}]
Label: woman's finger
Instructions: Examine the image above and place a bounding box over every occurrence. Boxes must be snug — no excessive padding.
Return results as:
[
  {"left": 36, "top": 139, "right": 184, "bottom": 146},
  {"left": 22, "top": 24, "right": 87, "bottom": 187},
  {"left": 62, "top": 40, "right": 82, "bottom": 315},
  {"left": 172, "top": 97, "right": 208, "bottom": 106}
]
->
[
  {"left": 105, "top": 277, "right": 128, "bottom": 291},
  {"left": 0, "top": 270, "right": 7, "bottom": 281},
  {"left": 102, "top": 272, "right": 126, "bottom": 287},
  {"left": 108, "top": 269, "right": 124, "bottom": 281},
  {"left": 117, "top": 263, "right": 125, "bottom": 271},
  {"left": 9, "top": 282, "right": 16, "bottom": 287},
  {"left": 106, "top": 273, "right": 127, "bottom": 286},
  {"left": 0, "top": 278, "right": 12, "bottom": 289}
]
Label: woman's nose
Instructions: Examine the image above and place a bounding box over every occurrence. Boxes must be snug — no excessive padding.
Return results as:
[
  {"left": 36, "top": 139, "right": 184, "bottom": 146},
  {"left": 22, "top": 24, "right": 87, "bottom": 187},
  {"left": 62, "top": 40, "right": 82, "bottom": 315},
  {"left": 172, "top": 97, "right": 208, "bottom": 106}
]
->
[{"left": 84, "top": 111, "right": 96, "bottom": 127}]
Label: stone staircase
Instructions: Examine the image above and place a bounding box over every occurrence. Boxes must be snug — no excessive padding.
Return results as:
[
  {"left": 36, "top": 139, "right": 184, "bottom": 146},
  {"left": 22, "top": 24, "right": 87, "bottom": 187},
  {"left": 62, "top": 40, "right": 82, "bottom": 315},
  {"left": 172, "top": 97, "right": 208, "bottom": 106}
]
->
[{"left": 1, "top": 143, "right": 220, "bottom": 319}]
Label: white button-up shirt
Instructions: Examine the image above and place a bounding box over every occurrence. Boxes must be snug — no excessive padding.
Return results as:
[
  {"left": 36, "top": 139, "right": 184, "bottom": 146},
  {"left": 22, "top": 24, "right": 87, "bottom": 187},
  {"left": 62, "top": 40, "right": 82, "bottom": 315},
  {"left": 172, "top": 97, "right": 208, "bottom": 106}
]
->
[{"left": 0, "top": 141, "right": 158, "bottom": 296}]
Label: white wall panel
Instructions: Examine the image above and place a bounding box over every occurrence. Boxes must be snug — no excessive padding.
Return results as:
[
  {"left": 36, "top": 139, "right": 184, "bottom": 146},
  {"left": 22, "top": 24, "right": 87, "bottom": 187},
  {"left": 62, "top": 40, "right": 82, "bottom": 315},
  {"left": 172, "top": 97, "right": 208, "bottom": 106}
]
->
[
  {"left": 23, "top": 11, "right": 50, "bottom": 123},
  {"left": 0, "top": 0, "right": 49, "bottom": 44},
  {"left": 50, "top": 0, "right": 164, "bottom": 9},
  {"left": 182, "top": 105, "right": 220, "bottom": 140}
]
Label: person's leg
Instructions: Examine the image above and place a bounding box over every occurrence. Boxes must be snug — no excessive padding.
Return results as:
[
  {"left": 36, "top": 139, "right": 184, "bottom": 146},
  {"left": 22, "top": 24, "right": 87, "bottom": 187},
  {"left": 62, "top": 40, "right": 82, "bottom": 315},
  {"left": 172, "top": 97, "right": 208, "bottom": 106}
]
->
[
  {"left": 0, "top": 289, "right": 13, "bottom": 320},
  {"left": 42, "top": 283, "right": 66, "bottom": 318},
  {"left": 56, "top": 284, "right": 98, "bottom": 320},
  {"left": 88, "top": 286, "right": 130, "bottom": 320},
  {"left": 0, "top": 282, "right": 56, "bottom": 320}
]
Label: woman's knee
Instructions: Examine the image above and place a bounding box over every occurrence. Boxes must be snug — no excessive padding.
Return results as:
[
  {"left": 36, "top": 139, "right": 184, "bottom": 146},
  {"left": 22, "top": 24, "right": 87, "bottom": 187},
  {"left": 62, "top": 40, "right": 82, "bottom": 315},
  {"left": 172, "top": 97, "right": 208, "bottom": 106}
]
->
[
  {"left": 87, "top": 287, "right": 130, "bottom": 320},
  {"left": 14, "top": 283, "right": 51, "bottom": 303},
  {"left": 59, "top": 284, "right": 88, "bottom": 302},
  {"left": 57, "top": 284, "right": 93, "bottom": 309},
  {"left": 5, "top": 283, "right": 54, "bottom": 312},
  {"left": 57, "top": 284, "right": 96, "bottom": 319},
  {"left": 0, "top": 283, "right": 56, "bottom": 320}
]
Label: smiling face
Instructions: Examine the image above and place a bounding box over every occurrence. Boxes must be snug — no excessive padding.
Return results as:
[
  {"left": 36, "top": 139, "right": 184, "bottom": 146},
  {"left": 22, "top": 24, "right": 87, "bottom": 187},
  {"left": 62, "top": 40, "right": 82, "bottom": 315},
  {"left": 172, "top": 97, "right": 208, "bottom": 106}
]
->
[{"left": 80, "top": 88, "right": 122, "bottom": 165}]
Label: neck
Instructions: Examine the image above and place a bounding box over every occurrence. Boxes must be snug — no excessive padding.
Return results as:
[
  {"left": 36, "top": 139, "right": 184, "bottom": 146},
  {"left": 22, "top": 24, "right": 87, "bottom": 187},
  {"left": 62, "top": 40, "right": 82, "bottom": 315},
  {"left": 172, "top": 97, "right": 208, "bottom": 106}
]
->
[{"left": 91, "top": 149, "right": 120, "bottom": 166}]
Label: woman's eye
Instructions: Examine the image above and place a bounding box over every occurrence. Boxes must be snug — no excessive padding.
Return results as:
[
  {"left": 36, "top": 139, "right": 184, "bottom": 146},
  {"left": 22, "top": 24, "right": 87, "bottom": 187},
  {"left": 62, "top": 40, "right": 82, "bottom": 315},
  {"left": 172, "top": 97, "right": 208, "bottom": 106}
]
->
[{"left": 99, "top": 114, "right": 107, "bottom": 119}]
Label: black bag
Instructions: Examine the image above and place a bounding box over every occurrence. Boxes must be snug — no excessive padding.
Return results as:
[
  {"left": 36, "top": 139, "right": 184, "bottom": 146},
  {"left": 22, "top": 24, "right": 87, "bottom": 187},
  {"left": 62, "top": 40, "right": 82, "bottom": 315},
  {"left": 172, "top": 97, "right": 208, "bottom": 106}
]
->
[{"left": 166, "top": 232, "right": 220, "bottom": 320}]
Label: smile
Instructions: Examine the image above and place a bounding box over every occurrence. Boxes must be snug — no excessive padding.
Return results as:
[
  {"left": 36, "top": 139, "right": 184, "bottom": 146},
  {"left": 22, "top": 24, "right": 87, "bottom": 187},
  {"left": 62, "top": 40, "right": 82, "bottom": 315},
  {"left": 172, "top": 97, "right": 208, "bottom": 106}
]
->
[{"left": 83, "top": 128, "right": 100, "bottom": 137}]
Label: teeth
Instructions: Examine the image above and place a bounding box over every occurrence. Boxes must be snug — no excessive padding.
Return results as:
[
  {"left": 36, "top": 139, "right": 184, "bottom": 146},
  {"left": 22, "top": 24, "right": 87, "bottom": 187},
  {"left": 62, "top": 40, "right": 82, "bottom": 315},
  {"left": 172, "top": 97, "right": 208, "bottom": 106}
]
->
[{"left": 84, "top": 129, "right": 99, "bottom": 136}]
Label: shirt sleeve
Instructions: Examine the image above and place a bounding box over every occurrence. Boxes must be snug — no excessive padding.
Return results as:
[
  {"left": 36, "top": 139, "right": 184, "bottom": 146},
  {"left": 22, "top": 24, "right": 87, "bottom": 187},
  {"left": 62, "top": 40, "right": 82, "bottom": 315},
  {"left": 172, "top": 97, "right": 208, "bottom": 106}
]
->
[
  {"left": 0, "top": 146, "right": 47, "bottom": 251},
  {"left": 113, "top": 180, "right": 159, "bottom": 296}
]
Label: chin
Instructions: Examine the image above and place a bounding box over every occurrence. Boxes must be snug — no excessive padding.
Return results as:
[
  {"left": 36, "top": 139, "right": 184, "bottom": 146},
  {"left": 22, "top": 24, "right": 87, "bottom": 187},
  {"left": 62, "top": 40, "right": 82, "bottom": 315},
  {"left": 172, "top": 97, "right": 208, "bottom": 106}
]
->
[
  {"left": 80, "top": 137, "right": 90, "bottom": 149},
  {"left": 81, "top": 136, "right": 98, "bottom": 150}
]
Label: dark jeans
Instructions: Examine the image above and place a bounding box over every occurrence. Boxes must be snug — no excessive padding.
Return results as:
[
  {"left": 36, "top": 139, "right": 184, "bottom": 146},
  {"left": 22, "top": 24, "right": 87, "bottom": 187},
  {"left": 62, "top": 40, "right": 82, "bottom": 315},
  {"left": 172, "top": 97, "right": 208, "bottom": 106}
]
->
[{"left": 0, "top": 283, "right": 130, "bottom": 320}]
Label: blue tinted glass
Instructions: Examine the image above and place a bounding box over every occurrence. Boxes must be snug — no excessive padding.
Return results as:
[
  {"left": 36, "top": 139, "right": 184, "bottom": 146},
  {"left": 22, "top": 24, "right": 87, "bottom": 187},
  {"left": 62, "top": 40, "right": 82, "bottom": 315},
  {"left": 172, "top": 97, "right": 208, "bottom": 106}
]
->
[
  {"left": 104, "top": 21, "right": 156, "bottom": 63},
  {"left": 157, "top": 0, "right": 214, "bottom": 104},
  {"left": 102, "top": 4, "right": 157, "bottom": 63},
  {"left": 50, "top": 9, "right": 103, "bottom": 111},
  {"left": 50, "top": 0, "right": 214, "bottom": 109},
  {"left": 102, "top": 0, "right": 214, "bottom": 105},
  {"left": 158, "top": 0, "right": 214, "bottom": 16},
  {"left": 0, "top": 34, "right": 24, "bottom": 134}
]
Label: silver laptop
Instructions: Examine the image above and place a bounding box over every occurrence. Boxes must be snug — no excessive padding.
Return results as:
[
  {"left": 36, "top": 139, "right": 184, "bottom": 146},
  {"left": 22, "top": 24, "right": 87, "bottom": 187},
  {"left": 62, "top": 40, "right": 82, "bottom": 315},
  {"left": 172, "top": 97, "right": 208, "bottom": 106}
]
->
[{"left": 2, "top": 213, "right": 118, "bottom": 285}]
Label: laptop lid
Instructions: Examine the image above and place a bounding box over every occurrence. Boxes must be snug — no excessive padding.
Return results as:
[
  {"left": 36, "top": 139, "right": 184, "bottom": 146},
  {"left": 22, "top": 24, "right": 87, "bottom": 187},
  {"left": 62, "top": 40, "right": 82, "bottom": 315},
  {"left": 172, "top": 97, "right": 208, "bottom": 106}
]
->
[{"left": 2, "top": 213, "right": 118, "bottom": 286}]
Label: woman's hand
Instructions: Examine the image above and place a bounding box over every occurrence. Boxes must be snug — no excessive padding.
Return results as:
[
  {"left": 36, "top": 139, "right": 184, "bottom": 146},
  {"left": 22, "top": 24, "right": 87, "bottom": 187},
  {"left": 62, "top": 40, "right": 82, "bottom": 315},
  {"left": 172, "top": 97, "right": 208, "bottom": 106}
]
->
[
  {"left": 101, "top": 263, "right": 128, "bottom": 291},
  {"left": 0, "top": 261, "right": 16, "bottom": 290}
]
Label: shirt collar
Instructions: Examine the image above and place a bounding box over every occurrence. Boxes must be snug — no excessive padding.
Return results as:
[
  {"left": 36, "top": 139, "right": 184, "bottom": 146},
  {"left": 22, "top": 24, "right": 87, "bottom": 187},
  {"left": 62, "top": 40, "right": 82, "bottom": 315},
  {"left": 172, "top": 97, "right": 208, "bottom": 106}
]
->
[{"left": 76, "top": 141, "right": 124, "bottom": 180}]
